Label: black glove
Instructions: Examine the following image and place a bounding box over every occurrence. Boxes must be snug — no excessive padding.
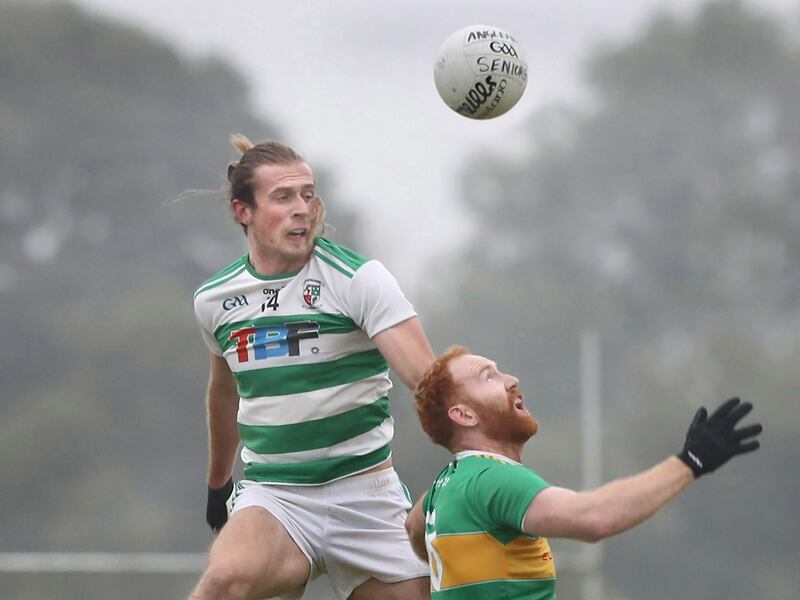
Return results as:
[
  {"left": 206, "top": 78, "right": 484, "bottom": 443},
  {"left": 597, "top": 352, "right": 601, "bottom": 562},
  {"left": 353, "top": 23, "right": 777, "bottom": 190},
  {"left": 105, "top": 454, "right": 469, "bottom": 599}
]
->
[
  {"left": 206, "top": 478, "right": 233, "bottom": 532},
  {"left": 678, "top": 397, "right": 762, "bottom": 478}
]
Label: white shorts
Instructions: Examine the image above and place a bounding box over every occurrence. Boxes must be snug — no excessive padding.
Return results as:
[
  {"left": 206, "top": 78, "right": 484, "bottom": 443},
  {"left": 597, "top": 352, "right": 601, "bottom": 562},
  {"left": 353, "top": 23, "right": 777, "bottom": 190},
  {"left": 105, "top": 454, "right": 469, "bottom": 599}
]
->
[{"left": 231, "top": 467, "right": 429, "bottom": 599}]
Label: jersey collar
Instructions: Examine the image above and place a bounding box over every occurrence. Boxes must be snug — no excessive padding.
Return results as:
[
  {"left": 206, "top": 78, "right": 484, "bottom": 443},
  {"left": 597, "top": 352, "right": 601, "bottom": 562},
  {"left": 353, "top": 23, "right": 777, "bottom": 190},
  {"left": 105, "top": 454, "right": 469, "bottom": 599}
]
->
[{"left": 453, "top": 450, "right": 521, "bottom": 465}]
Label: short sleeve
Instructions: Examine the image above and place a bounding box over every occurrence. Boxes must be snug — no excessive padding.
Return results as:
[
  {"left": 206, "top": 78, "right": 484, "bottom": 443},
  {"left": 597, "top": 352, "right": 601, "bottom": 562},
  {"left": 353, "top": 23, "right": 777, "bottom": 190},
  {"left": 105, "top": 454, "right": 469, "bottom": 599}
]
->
[
  {"left": 193, "top": 299, "right": 224, "bottom": 356},
  {"left": 346, "top": 260, "right": 416, "bottom": 338},
  {"left": 471, "top": 464, "right": 550, "bottom": 532}
]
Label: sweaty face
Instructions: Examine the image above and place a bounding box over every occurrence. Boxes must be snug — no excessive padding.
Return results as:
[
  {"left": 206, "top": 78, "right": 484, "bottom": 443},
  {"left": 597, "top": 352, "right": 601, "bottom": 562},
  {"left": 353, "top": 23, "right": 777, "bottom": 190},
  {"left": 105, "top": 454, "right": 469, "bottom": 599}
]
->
[
  {"left": 449, "top": 354, "right": 539, "bottom": 444},
  {"left": 238, "top": 161, "right": 319, "bottom": 274}
]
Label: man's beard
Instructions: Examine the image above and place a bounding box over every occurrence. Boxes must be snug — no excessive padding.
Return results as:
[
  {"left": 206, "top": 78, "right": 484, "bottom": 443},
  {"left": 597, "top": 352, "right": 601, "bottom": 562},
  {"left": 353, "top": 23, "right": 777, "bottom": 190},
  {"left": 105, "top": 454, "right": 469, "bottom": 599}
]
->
[{"left": 473, "top": 394, "right": 539, "bottom": 445}]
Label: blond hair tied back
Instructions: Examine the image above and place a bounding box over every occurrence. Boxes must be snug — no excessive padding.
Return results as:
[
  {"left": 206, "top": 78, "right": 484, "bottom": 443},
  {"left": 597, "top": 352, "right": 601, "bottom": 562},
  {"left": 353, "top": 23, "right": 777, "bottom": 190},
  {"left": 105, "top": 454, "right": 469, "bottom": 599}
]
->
[
  {"left": 230, "top": 133, "right": 255, "bottom": 155},
  {"left": 225, "top": 135, "right": 325, "bottom": 236},
  {"left": 227, "top": 134, "right": 254, "bottom": 181}
]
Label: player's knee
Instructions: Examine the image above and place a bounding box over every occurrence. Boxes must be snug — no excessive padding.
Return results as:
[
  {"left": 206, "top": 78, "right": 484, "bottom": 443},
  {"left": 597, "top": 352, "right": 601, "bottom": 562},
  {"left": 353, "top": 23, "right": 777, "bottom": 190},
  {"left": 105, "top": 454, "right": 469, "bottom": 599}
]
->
[{"left": 196, "top": 563, "right": 253, "bottom": 600}]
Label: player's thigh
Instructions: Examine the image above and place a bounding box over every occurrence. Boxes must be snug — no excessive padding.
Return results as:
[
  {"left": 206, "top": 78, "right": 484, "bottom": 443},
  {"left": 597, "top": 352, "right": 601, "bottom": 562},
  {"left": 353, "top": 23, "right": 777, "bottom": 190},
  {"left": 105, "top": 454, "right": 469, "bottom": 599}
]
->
[
  {"left": 205, "top": 506, "right": 311, "bottom": 597},
  {"left": 348, "top": 576, "right": 429, "bottom": 600}
]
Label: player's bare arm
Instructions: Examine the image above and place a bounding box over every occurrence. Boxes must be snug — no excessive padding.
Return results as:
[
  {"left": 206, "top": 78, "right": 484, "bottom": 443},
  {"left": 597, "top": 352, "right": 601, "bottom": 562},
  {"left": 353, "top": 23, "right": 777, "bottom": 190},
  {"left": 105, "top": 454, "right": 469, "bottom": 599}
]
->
[
  {"left": 206, "top": 353, "right": 240, "bottom": 488},
  {"left": 523, "top": 397, "right": 762, "bottom": 543},
  {"left": 523, "top": 457, "right": 693, "bottom": 542},
  {"left": 405, "top": 496, "right": 428, "bottom": 562},
  {"left": 372, "top": 316, "right": 435, "bottom": 391}
]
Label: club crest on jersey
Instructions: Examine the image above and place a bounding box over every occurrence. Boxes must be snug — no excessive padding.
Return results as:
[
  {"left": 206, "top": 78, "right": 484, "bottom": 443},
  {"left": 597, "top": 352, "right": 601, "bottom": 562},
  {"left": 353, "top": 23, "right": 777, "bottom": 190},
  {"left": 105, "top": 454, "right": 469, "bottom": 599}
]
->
[{"left": 302, "top": 279, "right": 322, "bottom": 308}]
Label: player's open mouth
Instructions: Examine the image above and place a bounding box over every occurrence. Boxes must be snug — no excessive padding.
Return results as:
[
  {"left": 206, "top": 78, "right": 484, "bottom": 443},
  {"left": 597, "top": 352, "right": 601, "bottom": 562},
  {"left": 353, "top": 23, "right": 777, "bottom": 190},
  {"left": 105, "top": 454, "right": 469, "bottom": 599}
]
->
[
  {"left": 288, "top": 228, "right": 308, "bottom": 239},
  {"left": 514, "top": 395, "right": 528, "bottom": 413}
]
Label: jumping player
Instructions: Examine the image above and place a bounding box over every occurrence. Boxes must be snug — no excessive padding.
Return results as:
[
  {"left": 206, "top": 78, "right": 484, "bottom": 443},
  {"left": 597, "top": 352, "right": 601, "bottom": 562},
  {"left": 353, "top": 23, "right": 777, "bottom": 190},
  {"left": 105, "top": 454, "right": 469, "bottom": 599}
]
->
[{"left": 189, "top": 136, "right": 433, "bottom": 600}]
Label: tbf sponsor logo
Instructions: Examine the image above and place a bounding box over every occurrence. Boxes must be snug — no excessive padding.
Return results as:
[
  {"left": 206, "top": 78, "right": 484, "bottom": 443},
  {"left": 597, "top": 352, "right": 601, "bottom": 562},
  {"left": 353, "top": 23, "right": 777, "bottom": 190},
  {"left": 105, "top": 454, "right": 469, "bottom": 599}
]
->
[{"left": 229, "top": 321, "right": 320, "bottom": 363}]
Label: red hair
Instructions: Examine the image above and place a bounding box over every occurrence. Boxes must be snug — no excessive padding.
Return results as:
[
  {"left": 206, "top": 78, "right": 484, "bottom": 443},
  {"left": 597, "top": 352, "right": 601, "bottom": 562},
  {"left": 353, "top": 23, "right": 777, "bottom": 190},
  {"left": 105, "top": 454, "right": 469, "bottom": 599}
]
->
[{"left": 414, "top": 345, "right": 470, "bottom": 449}]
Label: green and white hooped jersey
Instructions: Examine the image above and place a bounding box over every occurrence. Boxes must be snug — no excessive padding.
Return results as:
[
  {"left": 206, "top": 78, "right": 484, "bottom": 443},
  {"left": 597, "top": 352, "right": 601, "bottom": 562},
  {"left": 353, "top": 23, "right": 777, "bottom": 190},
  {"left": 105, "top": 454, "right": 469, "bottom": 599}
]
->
[
  {"left": 423, "top": 452, "right": 556, "bottom": 599},
  {"left": 193, "top": 237, "right": 416, "bottom": 485}
]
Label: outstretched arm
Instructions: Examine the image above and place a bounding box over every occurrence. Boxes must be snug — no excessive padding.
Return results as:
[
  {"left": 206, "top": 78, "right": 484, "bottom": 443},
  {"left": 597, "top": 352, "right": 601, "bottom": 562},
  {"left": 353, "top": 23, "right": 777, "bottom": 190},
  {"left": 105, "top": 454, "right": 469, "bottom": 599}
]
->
[
  {"left": 373, "top": 317, "right": 435, "bottom": 391},
  {"left": 524, "top": 397, "right": 762, "bottom": 543},
  {"left": 524, "top": 457, "right": 692, "bottom": 542}
]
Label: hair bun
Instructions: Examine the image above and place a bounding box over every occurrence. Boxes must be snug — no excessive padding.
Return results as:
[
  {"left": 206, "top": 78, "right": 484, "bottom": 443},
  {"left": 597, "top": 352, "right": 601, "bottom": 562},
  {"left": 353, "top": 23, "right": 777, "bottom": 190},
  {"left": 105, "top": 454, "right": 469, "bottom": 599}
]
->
[{"left": 230, "top": 133, "right": 254, "bottom": 155}]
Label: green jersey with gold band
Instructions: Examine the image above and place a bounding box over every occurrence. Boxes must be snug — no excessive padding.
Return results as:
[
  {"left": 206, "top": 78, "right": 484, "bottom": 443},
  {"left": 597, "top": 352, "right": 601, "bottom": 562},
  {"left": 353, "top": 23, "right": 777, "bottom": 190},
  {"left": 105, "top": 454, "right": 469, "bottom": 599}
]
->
[
  {"left": 193, "top": 237, "right": 416, "bottom": 485},
  {"left": 422, "top": 451, "right": 556, "bottom": 599}
]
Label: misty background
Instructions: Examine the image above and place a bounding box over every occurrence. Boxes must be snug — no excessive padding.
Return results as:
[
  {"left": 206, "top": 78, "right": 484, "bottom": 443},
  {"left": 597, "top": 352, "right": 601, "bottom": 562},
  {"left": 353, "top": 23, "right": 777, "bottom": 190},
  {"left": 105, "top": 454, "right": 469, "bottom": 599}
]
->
[{"left": 1, "top": 0, "right": 798, "bottom": 598}]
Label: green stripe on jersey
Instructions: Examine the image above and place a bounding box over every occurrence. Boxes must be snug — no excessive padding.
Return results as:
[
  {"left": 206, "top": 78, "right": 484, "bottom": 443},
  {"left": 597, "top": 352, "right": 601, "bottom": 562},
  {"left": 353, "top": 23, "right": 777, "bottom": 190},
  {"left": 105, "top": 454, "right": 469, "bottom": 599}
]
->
[
  {"left": 243, "top": 444, "right": 392, "bottom": 484},
  {"left": 235, "top": 349, "right": 388, "bottom": 398},
  {"left": 315, "top": 237, "right": 369, "bottom": 272},
  {"left": 239, "top": 397, "right": 390, "bottom": 454},
  {"left": 433, "top": 578, "right": 556, "bottom": 600},
  {"left": 215, "top": 313, "right": 359, "bottom": 352},
  {"left": 314, "top": 250, "right": 354, "bottom": 278},
  {"left": 194, "top": 258, "right": 247, "bottom": 297}
]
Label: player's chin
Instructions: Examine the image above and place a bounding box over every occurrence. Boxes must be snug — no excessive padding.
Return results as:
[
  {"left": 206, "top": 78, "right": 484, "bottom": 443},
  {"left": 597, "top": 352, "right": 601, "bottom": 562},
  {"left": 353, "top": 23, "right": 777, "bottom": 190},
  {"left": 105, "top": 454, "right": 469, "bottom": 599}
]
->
[{"left": 517, "top": 413, "right": 539, "bottom": 438}]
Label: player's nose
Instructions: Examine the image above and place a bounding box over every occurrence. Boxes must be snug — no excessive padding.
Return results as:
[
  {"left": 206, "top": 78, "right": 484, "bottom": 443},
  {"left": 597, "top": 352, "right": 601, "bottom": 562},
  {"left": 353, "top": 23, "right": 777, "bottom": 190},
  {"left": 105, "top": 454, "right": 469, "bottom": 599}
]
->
[
  {"left": 505, "top": 374, "right": 519, "bottom": 390},
  {"left": 292, "top": 193, "right": 310, "bottom": 215}
]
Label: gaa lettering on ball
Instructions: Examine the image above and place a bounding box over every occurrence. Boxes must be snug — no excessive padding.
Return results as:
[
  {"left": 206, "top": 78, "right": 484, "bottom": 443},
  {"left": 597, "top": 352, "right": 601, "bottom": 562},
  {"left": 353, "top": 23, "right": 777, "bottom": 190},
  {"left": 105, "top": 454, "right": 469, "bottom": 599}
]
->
[{"left": 434, "top": 25, "right": 528, "bottom": 120}]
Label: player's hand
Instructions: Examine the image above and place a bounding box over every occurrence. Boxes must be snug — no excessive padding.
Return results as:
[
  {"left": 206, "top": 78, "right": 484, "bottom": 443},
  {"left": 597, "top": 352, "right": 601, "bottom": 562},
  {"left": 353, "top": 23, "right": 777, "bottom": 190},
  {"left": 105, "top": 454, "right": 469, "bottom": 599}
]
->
[
  {"left": 206, "top": 478, "right": 233, "bottom": 532},
  {"left": 678, "top": 397, "right": 762, "bottom": 478}
]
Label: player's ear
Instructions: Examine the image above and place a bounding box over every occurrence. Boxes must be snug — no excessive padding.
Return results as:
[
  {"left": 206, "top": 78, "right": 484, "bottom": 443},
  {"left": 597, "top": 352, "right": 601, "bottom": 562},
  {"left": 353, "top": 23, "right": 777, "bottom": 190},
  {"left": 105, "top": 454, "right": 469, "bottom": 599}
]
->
[
  {"left": 448, "top": 404, "right": 478, "bottom": 428},
  {"left": 231, "top": 198, "right": 252, "bottom": 226}
]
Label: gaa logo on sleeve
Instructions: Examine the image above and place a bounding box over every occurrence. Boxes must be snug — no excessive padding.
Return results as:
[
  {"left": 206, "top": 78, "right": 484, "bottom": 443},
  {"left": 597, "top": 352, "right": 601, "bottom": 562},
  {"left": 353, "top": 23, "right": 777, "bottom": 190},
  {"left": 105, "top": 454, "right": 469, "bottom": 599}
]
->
[{"left": 302, "top": 279, "right": 322, "bottom": 308}]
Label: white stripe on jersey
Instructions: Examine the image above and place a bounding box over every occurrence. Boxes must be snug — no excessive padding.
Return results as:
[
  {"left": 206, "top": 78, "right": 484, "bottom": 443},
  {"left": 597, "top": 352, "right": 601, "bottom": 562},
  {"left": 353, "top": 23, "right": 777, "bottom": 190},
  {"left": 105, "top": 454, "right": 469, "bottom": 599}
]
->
[{"left": 237, "top": 375, "right": 392, "bottom": 427}]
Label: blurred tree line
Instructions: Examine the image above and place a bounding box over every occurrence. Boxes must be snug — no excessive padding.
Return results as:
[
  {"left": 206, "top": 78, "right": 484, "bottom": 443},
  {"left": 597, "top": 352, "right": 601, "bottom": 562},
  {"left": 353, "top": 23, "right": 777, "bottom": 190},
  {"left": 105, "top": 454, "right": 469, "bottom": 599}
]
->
[
  {"left": 0, "top": 1, "right": 797, "bottom": 599},
  {"left": 420, "top": 1, "right": 799, "bottom": 599},
  {"left": 0, "top": 1, "right": 358, "bottom": 597}
]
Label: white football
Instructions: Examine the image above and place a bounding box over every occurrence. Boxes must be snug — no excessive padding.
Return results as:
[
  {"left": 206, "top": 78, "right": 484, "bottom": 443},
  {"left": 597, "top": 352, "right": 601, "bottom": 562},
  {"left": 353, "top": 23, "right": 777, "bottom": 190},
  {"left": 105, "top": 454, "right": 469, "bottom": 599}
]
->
[{"left": 433, "top": 24, "right": 528, "bottom": 120}]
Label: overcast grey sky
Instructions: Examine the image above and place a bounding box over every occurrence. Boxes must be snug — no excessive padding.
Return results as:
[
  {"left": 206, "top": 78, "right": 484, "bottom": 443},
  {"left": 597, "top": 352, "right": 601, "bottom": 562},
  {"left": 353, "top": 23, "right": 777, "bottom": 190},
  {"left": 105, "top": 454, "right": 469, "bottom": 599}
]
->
[{"left": 73, "top": 0, "right": 799, "bottom": 291}]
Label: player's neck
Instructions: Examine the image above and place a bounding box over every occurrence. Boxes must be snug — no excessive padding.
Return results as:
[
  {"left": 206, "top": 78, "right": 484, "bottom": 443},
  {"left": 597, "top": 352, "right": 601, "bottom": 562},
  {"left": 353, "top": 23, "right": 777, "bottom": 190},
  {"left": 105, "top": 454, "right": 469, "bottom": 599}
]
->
[
  {"left": 454, "top": 436, "right": 524, "bottom": 463},
  {"left": 248, "top": 246, "right": 311, "bottom": 276}
]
